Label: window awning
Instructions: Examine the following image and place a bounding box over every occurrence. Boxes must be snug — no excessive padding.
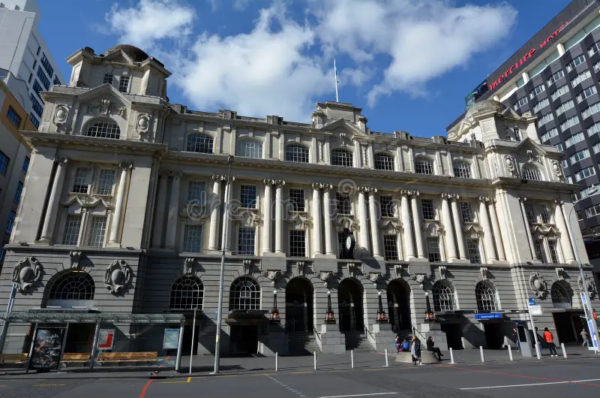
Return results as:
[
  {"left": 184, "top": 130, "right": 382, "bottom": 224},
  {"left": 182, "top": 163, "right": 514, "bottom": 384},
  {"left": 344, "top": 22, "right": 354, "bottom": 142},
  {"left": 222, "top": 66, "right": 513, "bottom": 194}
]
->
[{"left": 0, "top": 311, "right": 185, "bottom": 324}]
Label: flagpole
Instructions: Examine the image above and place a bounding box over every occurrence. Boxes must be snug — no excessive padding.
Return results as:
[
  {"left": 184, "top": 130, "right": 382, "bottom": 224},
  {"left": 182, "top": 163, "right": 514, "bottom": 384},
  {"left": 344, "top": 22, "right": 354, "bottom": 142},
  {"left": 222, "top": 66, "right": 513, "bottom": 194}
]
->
[{"left": 334, "top": 58, "right": 339, "bottom": 102}]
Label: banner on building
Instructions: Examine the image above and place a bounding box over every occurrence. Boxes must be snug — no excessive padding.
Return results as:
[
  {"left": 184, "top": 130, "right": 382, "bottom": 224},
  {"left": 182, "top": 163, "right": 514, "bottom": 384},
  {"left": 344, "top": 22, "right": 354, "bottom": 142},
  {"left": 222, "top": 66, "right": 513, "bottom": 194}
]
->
[
  {"left": 97, "top": 329, "right": 115, "bottom": 350},
  {"left": 163, "top": 328, "right": 180, "bottom": 350},
  {"left": 28, "top": 328, "right": 66, "bottom": 370}
]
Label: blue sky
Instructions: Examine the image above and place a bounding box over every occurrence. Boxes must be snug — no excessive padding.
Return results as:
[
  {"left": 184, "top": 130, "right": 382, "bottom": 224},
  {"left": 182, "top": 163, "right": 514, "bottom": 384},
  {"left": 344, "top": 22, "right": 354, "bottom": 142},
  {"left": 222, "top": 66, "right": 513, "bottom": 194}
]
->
[{"left": 38, "top": 0, "right": 571, "bottom": 137}]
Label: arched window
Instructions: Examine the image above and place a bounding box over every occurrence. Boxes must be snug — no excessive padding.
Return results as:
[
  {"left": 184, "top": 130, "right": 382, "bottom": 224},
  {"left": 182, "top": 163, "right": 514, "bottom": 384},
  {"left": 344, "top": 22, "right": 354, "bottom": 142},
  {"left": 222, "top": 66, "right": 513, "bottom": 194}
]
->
[
  {"left": 432, "top": 281, "right": 455, "bottom": 312},
  {"left": 48, "top": 272, "right": 95, "bottom": 301},
  {"left": 331, "top": 149, "right": 353, "bottom": 167},
  {"left": 170, "top": 276, "right": 204, "bottom": 310},
  {"left": 238, "top": 140, "right": 263, "bottom": 159},
  {"left": 229, "top": 276, "right": 260, "bottom": 310},
  {"left": 475, "top": 281, "right": 497, "bottom": 311},
  {"left": 415, "top": 157, "right": 434, "bottom": 175},
  {"left": 551, "top": 281, "right": 573, "bottom": 309},
  {"left": 374, "top": 153, "right": 394, "bottom": 171},
  {"left": 86, "top": 120, "right": 120, "bottom": 139},
  {"left": 186, "top": 133, "right": 214, "bottom": 154},
  {"left": 285, "top": 144, "right": 309, "bottom": 163},
  {"left": 522, "top": 164, "right": 543, "bottom": 181},
  {"left": 453, "top": 160, "right": 472, "bottom": 178}
]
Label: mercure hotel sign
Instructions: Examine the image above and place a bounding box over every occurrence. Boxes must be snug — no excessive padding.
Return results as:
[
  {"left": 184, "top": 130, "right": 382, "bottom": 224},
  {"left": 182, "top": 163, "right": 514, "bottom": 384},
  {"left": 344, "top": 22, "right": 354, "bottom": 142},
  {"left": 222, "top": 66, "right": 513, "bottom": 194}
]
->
[{"left": 488, "top": 21, "right": 570, "bottom": 92}]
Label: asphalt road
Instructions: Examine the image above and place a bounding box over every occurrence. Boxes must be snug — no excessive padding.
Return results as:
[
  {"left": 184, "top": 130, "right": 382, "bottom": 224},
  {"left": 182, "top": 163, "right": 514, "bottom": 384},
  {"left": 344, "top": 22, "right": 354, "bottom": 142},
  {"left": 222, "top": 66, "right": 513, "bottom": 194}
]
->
[{"left": 1, "top": 354, "right": 600, "bottom": 398}]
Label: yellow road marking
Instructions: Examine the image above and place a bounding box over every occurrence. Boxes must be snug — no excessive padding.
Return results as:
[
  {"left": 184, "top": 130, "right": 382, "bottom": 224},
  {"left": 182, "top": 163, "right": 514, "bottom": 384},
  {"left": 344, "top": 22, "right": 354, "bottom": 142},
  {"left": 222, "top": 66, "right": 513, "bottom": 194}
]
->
[
  {"left": 327, "top": 370, "right": 348, "bottom": 373},
  {"left": 163, "top": 377, "right": 192, "bottom": 384},
  {"left": 252, "top": 373, "right": 275, "bottom": 377},
  {"left": 291, "top": 371, "right": 314, "bottom": 374},
  {"left": 365, "top": 368, "right": 385, "bottom": 371}
]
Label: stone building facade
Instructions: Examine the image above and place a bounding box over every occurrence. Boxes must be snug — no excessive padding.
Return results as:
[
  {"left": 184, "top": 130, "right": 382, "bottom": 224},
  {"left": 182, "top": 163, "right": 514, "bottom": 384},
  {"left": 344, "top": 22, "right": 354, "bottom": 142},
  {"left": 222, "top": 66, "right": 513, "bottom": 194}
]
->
[{"left": 0, "top": 45, "right": 597, "bottom": 357}]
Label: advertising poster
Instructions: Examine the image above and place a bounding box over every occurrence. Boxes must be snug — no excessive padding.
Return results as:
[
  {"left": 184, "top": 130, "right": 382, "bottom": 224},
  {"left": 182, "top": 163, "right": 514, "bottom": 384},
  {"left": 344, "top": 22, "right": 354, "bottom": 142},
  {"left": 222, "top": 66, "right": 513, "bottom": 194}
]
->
[
  {"left": 163, "top": 328, "right": 180, "bottom": 350},
  {"left": 29, "top": 328, "right": 65, "bottom": 370},
  {"left": 97, "top": 329, "right": 115, "bottom": 350}
]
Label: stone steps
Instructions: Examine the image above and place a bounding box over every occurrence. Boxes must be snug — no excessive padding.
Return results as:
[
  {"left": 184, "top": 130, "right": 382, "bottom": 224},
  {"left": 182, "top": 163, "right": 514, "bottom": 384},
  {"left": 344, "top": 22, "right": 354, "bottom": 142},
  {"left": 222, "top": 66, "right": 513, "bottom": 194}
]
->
[
  {"left": 288, "top": 332, "right": 320, "bottom": 355},
  {"left": 345, "top": 332, "right": 373, "bottom": 352}
]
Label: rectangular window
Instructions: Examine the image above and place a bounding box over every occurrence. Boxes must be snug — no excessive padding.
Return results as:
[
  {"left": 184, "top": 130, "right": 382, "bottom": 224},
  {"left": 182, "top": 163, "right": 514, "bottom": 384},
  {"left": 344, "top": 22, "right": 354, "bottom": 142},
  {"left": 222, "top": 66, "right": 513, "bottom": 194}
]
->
[
  {"left": 336, "top": 192, "right": 351, "bottom": 215},
  {"left": 383, "top": 235, "right": 399, "bottom": 260},
  {"left": 5, "top": 211, "right": 16, "bottom": 234},
  {"left": 575, "top": 166, "right": 596, "bottom": 181},
  {"left": 53, "top": 76, "right": 61, "bottom": 86},
  {"left": 30, "top": 93, "right": 43, "bottom": 116},
  {"left": 28, "top": 73, "right": 32, "bottom": 83},
  {"left": 570, "top": 149, "right": 590, "bottom": 164},
  {"left": 72, "top": 168, "right": 92, "bottom": 193},
  {"left": 548, "top": 240, "right": 560, "bottom": 263},
  {"left": 595, "top": 61, "right": 600, "bottom": 73},
  {"left": 540, "top": 206, "right": 550, "bottom": 224},
  {"left": 582, "top": 102, "right": 600, "bottom": 119},
  {"left": 537, "top": 113, "right": 555, "bottom": 128},
  {"left": 529, "top": 84, "right": 546, "bottom": 99},
  {"left": 572, "top": 70, "right": 591, "bottom": 88},
  {"left": 87, "top": 216, "right": 107, "bottom": 247},
  {"left": 421, "top": 199, "right": 435, "bottom": 220},
  {"left": 238, "top": 227, "right": 255, "bottom": 255},
  {"left": 460, "top": 202, "right": 474, "bottom": 222},
  {"left": 62, "top": 215, "right": 82, "bottom": 245},
  {"left": 560, "top": 115, "right": 580, "bottom": 132},
  {"left": 577, "top": 86, "right": 597, "bottom": 103},
  {"left": 533, "top": 98, "right": 550, "bottom": 113},
  {"left": 525, "top": 203, "right": 537, "bottom": 224},
  {"left": 565, "top": 131, "right": 585, "bottom": 148},
  {"left": 29, "top": 113, "right": 39, "bottom": 128},
  {"left": 589, "top": 40, "right": 600, "bottom": 56},
  {"left": 36, "top": 66, "right": 50, "bottom": 90},
  {"left": 427, "top": 237, "right": 441, "bottom": 262},
  {"left": 289, "top": 230, "right": 306, "bottom": 257},
  {"left": 594, "top": 142, "right": 600, "bottom": 154},
  {"left": 183, "top": 225, "right": 203, "bottom": 253},
  {"left": 562, "top": 159, "right": 569, "bottom": 169},
  {"left": 467, "top": 239, "right": 481, "bottom": 264},
  {"left": 534, "top": 239, "right": 546, "bottom": 263},
  {"left": 118, "top": 76, "right": 130, "bottom": 93},
  {"left": 97, "top": 170, "right": 116, "bottom": 195},
  {"left": 6, "top": 106, "right": 22, "bottom": 128},
  {"left": 579, "top": 185, "right": 600, "bottom": 200},
  {"left": 550, "top": 85, "right": 570, "bottom": 101},
  {"left": 566, "top": 55, "right": 586, "bottom": 72},
  {"left": 103, "top": 74, "right": 114, "bottom": 85},
  {"left": 14, "top": 182, "right": 23, "bottom": 203},
  {"left": 289, "top": 189, "right": 305, "bottom": 211},
  {"left": 240, "top": 185, "right": 257, "bottom": 208},
  {"left": 547, "top": 70, "right": 565, "bottom": 86},
  {"left": 187, "top": 181, "right": 206, "bottom": 203},
  {"left": 513, "top": 96, "right": 528, "bottom": 111},
  {"left": 380, "top": 195, "right": 394, "bottom": 217},
  {"left": 0, "top": 151, "right": 9, "bottom": 175},
  {"left": 40, "top": 53, "right": 54, "bottom": 77},
  {"left": 555, "top": 100, "right": 575, "bottom": 116},
  {"left": 22, "top": 157, "right": 30, "bottom": 173},
  {"left": 588, "top": 121, "right": 600, "bottom": 137},
  {"left": 540, "top": 128, "right": 559, "bottom": 142},
  {"left": 32, "top": 80, "right": 43, "bottom": 98},
  {"left": 556, "top": 143, "right": 564, "bottom": 152}
]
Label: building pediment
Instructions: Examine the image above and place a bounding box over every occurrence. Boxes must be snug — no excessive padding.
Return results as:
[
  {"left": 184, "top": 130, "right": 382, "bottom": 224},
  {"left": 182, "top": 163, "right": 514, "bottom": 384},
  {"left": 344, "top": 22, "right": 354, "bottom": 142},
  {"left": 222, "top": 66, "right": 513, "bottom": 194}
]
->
[
  {"left": 79, "top": 89, "right": 130, "bottom": 120},
  {"left": 77, "top": 84, "right": 132, "bottom": 106},
  {"left": 514, "top": 137, "right": 547, "bottom": 156},
  {"left": 102, "top": 49, "right": 137, "bottom": 66},
  {"left": 318, "top": 118, "right": 367, "bottom": 139}
]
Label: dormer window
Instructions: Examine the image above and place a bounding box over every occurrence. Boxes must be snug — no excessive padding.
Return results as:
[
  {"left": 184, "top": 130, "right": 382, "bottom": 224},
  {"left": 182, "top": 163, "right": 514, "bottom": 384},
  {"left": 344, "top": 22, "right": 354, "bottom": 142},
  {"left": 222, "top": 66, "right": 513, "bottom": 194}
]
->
[
  {"left": 453, "top": 160, "right": 472, "bottom": 179},
  {"left": 186, "top": 133, "right": 214, "bottom": 154},
  {"left": 103, "top": 74, "right": 114, "bottom": 85},
  {"left": 118, "top": 76, "right": 130, "bottom": 93},
  {"left": 522, "top": 164, "right": 543, "bottom": 181},
  {"left": 374, "top": 153, "right": 394, "bottom": 171},
  {"left": 415, "top": 156, "right": 434, "bottom": 175},
  {"left": 331, "top": 149, "right": 353, "bottom": 167},
  {"left": 86, "top": 120, "right": 121, "bottom": 140}
]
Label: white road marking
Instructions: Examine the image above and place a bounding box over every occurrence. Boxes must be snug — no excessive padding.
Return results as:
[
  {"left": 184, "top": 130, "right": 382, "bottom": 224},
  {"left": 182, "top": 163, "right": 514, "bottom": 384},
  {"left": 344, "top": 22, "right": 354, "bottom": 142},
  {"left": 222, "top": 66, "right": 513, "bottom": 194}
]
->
[
  {"left": 267, "top": 375, "right": 307, "bottom": 398},
  {"left": 460, "top": 378, "right": 600, "bottom": 390},
  {"left": 318, "top": 393, "right": 398, "bottom": 398}
]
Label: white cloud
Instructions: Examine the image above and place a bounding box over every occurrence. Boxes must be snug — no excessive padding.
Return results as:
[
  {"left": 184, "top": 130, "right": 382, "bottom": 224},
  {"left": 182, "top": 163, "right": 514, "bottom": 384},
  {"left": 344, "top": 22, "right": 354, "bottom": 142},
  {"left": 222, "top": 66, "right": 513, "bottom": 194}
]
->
[{"left": 106, "top": 0, "right": 195, "bottom": 48}]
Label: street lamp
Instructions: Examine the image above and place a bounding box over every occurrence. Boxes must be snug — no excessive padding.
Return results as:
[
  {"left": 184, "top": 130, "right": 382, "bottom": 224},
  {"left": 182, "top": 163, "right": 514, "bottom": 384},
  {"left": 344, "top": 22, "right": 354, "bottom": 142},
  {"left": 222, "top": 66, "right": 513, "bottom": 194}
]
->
[
  {"left": 565, "top": 187, "right": 600, "bottom": 352},
  {"left": 270, "top": 290, "right": 280, "bottom": 324},
  {"left": 376, "top": 291, "right": 388, "bottom": 323}
]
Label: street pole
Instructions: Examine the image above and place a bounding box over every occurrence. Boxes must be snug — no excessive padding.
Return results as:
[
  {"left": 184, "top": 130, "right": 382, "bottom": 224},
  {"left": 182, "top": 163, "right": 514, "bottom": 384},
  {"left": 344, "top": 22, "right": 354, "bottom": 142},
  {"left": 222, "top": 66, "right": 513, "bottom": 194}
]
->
[
  {"left": 529, "top": 309, "right": 541, "bottom": 359},
  {"left": 0, "top": 283, "right": 17, "bottom": 354},
  {"left": 189, "top": 307, "right": 197, "bottom": 375},
  {"left": 213, "top": 156, "right": 234, "bottom": 374},
  {"left": 565, "top": 203, "right": 600, "bottom": 353}
]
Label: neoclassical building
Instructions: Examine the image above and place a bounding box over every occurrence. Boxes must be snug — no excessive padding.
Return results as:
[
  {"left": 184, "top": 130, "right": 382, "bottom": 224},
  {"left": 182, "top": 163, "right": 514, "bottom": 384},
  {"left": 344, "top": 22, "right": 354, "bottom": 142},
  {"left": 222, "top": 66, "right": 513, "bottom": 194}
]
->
[{"left": 0, "top": 45, "right": 597, "bottom": 357}]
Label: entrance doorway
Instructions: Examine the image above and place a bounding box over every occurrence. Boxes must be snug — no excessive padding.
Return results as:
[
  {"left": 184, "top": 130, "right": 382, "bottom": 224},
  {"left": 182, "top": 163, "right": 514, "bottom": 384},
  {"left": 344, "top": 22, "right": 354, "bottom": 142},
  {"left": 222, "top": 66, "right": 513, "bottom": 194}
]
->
[
  {"left": 483, "top": 323, "right": 504, "bottom": 349},
  {"left": 387, "top": 280, "right": 411, "bottom": 333},
  {"left": 285, "top": 278, "right": 314, "bottom": 332},
  {"left": 553, "top": 312, "right": 582, "bottom": 344},
  {"left": 64, "top": 323, "right": 95, "bottom": 353},
  {"left": 230, "top": 325, "right": 258, "bottom": 355},
  {"left": 441, "top": 323, "right": 463, "bottom": 350},
  {"left": 338, "top": 279, "right": 364, "bottom": 332}
]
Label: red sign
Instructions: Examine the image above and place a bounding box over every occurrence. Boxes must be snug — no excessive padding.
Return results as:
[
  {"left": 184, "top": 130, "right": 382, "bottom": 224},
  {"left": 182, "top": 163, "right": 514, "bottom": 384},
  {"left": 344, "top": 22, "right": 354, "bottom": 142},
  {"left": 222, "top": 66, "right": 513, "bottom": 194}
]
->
[{"left": 488, "top": 22, "right": 569, "bottom": 92}]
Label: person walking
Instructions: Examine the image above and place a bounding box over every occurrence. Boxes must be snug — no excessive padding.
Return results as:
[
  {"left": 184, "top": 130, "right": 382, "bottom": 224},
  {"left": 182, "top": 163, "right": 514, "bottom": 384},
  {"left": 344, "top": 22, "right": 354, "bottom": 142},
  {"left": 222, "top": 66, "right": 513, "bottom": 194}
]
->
[
  {"left": 543, "top": 327, "right": 558, "bottom": 357},
  {"left": 581, "top": 329, "right": 590, "bottom": 348},
  {"left": 513, "top": 327, "right": 520, "bottom": 352},
  {"left": 426, "top": 336, "right": 443, "bottom": 361},
  {"left": 411, "top": 336, "right": 422, "bottom": 366},
  {"left": 394, "top": 334, "right": 401, "bottom": 353}
]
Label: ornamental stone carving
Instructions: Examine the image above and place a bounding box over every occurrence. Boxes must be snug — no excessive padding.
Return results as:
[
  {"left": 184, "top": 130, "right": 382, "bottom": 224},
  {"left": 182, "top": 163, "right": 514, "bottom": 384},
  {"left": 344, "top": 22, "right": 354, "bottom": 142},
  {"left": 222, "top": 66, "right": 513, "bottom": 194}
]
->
[
  {"left": 53, "top": 105, "right": 70, "bottom": 131},
  {"left": 413, "top": 274, "right": 427, "bottom": 289},
  {"left": 184, "top": 258, "right": 195, "bottom": 275},
  {"left": 480, "top": 267, "right": 489, "bottom": 281},
  {"left": 105, "top": 260, "right": 132, "bottom": 294},
  {"left": 12, "top": 257, "right": 43, "bottom": 292},
  {"left": 264, "top": 270, "right": 281, "bottom": 286},
  {"left": 578, "top": 275, "right": 597, "bottom": 298},
  {"left": 504, "top": 155, "right": 517, "bottom": 176},
  {"left": 69, "top": 251, "right": 83, "bottom": 269},
  {"left": 552, "top": 160, "right": 565, "bottom": 182},
  {"left": 529, "top": 272, "right": 547, "bottom": 298},
  {"left": 368, "top": 272, "right": 382, "bottom": 285},
  {"left": 319, "top": 271, "right": 333, "bottom": 287},
  {"left": 136, "top": 113, "right": 151, "bottom": 135}
]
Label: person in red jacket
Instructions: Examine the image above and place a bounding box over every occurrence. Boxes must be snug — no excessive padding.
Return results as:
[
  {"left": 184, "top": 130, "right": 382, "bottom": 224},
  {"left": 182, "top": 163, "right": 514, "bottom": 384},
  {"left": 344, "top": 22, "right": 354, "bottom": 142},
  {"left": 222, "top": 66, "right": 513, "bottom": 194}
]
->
[{"left": 543, "top": 328, "right": 558, "bottom": 357}]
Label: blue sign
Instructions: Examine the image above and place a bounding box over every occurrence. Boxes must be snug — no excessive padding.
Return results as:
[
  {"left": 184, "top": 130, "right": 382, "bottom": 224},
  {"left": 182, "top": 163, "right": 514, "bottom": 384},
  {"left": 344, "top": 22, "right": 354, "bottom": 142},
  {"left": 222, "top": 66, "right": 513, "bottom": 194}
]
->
[
  {"left": 528, "top": 298, "right": 536, "bottom": 306},
  {"left": 475, "top": 313, "right": 503, "bottom": 320}
]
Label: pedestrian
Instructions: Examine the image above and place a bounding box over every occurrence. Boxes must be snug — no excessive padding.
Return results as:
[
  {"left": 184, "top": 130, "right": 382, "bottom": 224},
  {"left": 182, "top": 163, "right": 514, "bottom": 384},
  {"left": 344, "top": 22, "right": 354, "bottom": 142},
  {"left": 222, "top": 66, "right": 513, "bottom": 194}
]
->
[
  {"left": 394, "top": 334, "right": 401, "bottom": 353},
  {"left": 543, "top": 327, "right": 558, "bottom": 357},
  {"left": 426, "top": 336, "right": 443, "bottom": 361},
  {"left": 581, "top": 329, "right": 590, "bottom": 348},
  {"left": 411, "top": 336, "right": 422, "bottom": 366},
  {"left": 402, "top": 338, "right": 410, "bottom": 352},
  {"left": 513, "top": 327, "right": 520, "bottom": 352},
  {"left": 535, "top": 327, "right": 543, "bottom": 354}
]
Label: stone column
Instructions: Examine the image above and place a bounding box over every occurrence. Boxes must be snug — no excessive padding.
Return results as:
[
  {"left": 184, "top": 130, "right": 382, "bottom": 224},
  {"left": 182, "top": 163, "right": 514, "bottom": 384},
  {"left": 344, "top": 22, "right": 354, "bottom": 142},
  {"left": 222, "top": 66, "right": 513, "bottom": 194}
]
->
[
  {"left": 208, "top": 175, "right": 223, "bottom": 251},
  {"left": 368, "top": 189, "right": 382, "bottom": 258},
  {"left": 441, "top": 193, "right": 457, "bottom": 261},
  {"left": 274, "top": 180, "right": 286, "bottom": 254},
  {"left": 357, "top": 187, "right": 371, "bottom": 255},
  {"left": 519, "top": 197, "right": 538, "bottom": 261},
  {"left": 450, "top": 196, "right": 467, "bottom": 260},
  {"left": 554, "top": 200, "right": 576, "bottom": 263},
  {"left": 323, "top": 184, "right": 335, "bottom": 256},
  {"left": 488, "top": 199, "right": 506, "bottom": 261},
  {"left": 152, "top": 172, "right": 169, "bottom": 248},
  {"left": 165, "top": 172, "right": 182, "bottom": 249},
  {"left": 312, "top": 183, "right": 323, "bottom": 255},
  {"left": 410, "top": 192, "right": 425, "bottom": 259},
  {"left": 401, "top": 191, "right": 415, "bottom": 260},
  {"left": 108, "top": 161, "right": 132, "bottom": 246},
  {"left": 40, "top": 156, "right": 68, "bottom": 243},
  {"left": 222, "top": 177, "right": 234, "bottom": 252},
  {"left": 479, "top": 197, "right": 497, "bottom": 263},
  {"left": 262, "top": 180, "right": 273, "bottom": 254}
]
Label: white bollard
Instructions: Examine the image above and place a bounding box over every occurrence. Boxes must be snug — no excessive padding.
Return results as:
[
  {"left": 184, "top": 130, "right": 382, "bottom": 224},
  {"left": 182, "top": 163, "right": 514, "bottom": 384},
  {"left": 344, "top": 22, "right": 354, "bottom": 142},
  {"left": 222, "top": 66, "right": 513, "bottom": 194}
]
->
[
  {"left": 385, "top": 349, "right": 389, "bottom": 367},
  {"left": 535, "top": 344, "right": 541, "bottom": 360},
  {"left": 508, "top": 345, "right": 513, "bottom": 361},
  {"left": 351, "top": 349, "right": 354, "bottom": 369},
  {"left": 480, "top": 346, "right": 485, "bottom": 362},
  {"left": 275, "top": 352, "right": 278, "bottom": 371},
  {"left": 561, "top": 343, "right": 567, "bottom": 358},
  {"left": 450, "top": 348, "right": 454, "bottom": 364},
  {"left": 314, "top": 351, "right": 317, "bottom": 370}
]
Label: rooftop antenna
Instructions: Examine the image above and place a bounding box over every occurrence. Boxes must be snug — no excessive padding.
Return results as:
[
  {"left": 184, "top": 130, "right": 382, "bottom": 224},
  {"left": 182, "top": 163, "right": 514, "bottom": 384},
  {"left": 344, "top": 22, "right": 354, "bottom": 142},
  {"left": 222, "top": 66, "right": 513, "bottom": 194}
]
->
[{"left": 334, "top": 58, "right": 339, "bottom": 102}]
